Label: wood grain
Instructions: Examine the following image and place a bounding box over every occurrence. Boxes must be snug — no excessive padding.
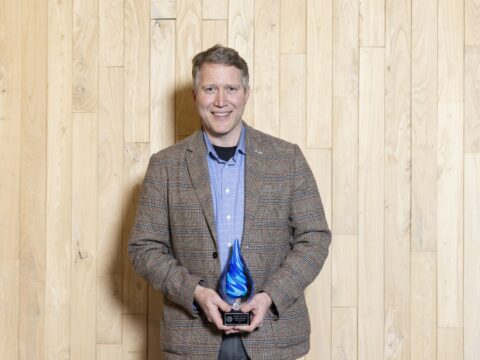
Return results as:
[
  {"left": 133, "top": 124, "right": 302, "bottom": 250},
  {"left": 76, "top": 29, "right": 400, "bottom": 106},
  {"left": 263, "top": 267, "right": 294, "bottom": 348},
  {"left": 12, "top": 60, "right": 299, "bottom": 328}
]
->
[
  {"left": 151, "top": 20, "right": 176, "bottom": 154},
  {"left": 358, "top": 47, "right": 385, "bottom": 360},
  {"left": 332, "top": 308, "right": 357, "bottom": 360},
  {"left": 151, "top": 0, "right": 176, "bottom": 19},
  {"left": 122, "top": 314, "right": 148, "bottom": 359},
  {"left": 332, "top": 235, "right": 357, "bottom": 307},
  {"left": 359, "top": 0, "right": 385, "bottom": 46},
  {"left": 202, "top": 20, "right": 228, "bottom": 50},
  {"left": 73, "top": 0, "right": 98, "bottom": 112},
  {"left": 438, "top": 328, "right": 463, "bottom": 360},
  {"left": 280, "top": 0, "right": 306, "bottom": 54},
  {"left": 465, "top": 47, "right": 480, "bottom": 153},
  {"left": 99, "top": 0, "right": 124, "bottom": 66},
  {"left": 202, "top": 0, "right": 228, "bottom": 20},
  {"left": 464, "top": 154, "right": 480, "bottom": 360},
  {"left": 0, "top": 259, "right": 19, "bottom": 360},
  {"left": 306, "top": 0, "right": 332, "bottom": 148},
  {"left": 466, "top": 0, "right": 480, "bottom": 46},
  {"left": 125, "top": 0, "right": 150, "bottom": 142}
]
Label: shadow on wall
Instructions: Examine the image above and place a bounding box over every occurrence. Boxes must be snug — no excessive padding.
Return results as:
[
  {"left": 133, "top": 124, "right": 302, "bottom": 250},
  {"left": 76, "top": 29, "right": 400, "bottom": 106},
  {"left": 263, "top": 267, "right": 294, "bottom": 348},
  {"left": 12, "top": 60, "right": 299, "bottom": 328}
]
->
[{"left": 106, "top": 83, "right": 200, "bottom": 358}]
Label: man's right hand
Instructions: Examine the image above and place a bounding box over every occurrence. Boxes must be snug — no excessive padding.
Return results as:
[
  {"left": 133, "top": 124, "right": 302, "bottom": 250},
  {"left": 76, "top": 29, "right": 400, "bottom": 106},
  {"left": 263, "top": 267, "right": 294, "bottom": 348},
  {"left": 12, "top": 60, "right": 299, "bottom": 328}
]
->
[{"left": 193, "top": 285, "right": 238, "bottom": 333}]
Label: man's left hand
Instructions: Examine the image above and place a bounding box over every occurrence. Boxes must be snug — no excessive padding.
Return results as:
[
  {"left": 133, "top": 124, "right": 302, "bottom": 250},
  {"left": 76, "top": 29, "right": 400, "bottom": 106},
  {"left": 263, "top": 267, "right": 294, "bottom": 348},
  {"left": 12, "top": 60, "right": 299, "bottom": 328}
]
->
[{"left": 233, "top": 292, "right": 273, "bottom": 333}]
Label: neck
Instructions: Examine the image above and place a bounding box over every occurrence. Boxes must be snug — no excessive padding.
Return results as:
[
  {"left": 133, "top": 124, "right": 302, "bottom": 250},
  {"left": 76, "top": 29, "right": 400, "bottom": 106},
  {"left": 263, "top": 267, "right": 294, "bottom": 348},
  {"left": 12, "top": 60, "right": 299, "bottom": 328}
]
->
[{"left": 206, "top": 127, "right": 242, "bottom": 147}]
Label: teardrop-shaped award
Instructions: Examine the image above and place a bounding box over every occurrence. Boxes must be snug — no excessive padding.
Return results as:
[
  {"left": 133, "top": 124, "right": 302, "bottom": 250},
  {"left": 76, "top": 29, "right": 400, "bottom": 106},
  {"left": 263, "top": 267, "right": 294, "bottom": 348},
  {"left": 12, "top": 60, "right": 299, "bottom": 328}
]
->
[{"left": 219, "top": 239, "right": 254, "bottom": 325}]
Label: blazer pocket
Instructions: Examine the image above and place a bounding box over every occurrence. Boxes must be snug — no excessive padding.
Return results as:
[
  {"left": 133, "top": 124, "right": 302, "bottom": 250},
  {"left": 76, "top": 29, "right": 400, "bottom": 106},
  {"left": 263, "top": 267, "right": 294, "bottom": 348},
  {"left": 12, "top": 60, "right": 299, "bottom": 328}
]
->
[{"left": 271, "top": 298, "right": 311, "bottom": 349}]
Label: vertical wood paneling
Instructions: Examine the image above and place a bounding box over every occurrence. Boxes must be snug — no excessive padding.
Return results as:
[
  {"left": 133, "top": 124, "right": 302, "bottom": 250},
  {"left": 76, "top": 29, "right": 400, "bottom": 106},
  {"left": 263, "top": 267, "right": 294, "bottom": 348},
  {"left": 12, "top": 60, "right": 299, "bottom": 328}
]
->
[
  {"left": 254, "top": 0, "right": 280, "bottom": 135},
  {"left": 332, "top": 235, "right": 357, "bottom": 307},
  {"left": 464, "top": 154, "right": 480, "bottom": 360},
  {"left": 359, "top": 0, "right": 385, "bottom": 46},
  {"left": 384, "top": 0, "right": 411, "bottom": 358},
  {"left": 305, "top": 149, "right": 331, "bottom": 360},
  {"left": 99, "top": 0, "right": 124, "bottom": 66},
  {"left": 151, "top": 20, "right": 175, "bottom": 154},
  {"left": 122, "top": 314, "right": 148, "bottom": 359},
  {"left": 0, "top": 260, "right": 19, "bottom": 360},
  {"left": 97, "top": 344, "right": 122, "bottom": 359},
  {"left": 0, "top": 0, "right": 21, "bottom": 260},
  {"left": 280, "top": 0, "right": 306, "bottom": 54},
  {"left": 465, "top": 48, "right": 480, "bottom": 153},
  {"left": 465, "top": 0, "right": 480, "bottom": 46},
  {"left": 151, "top": 0, "right": 176, "bottom": 19},
  {"left": 332, "top": 308, "right": 357, "bottom": 360},
  {"left": 202, "top": 20, "right": 228, "bottom": 49},
  {"left": 437, "top": 328, "right": 463, "bottom": 360},
  {"left": 228, "top": 0, "right": 254, "bottom": 124},
  {"left": 411, "top": 252, "right": 436, "bottom": 360},
  {"left": 202, "top": 0, "right": 228, "bottom": 20},
  {"left": 175, "top": 0, "right": 201, "bottom": 136},
  {"left": 73, "top": 0, "right": 98, "bottom": 112},
  {"left": 332, "top": 0, "right": 358, "bottom": 235},
  {"left": 306, "top": 0, "right": 332, "bottom": 149},
  {"left": 122, "top": 143, "right": 150, "bottom": 314},
  {"left": 19, "top": 0, "right": 47, "bottom": 357},
  {"left": 71, "top": 113, "right": 97, "bottom": 360},
  {"left": 125, "top": 0, "right": 150, "bottom": 142},
  {"left": 412, "top": 0, "right": 437, "bottom": 252},
  {"left": 45, "top": 0, "right": 73, "bottom": 358},
  {"left": 280, "top": 54, "right": 306, "bottom": 149},
  {"left": 358, "top": 47, "right": 385, "bottom": 360}
]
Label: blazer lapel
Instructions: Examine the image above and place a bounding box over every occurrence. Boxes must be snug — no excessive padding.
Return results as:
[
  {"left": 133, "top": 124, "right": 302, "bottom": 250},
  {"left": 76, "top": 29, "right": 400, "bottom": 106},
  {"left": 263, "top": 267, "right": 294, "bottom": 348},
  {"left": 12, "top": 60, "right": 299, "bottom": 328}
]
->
[
  {"left": 243, "top": 125, "right": 267, "bottom": 247},
  {"left": 185, "top": 130, "right": 218, "bottom": 247}
]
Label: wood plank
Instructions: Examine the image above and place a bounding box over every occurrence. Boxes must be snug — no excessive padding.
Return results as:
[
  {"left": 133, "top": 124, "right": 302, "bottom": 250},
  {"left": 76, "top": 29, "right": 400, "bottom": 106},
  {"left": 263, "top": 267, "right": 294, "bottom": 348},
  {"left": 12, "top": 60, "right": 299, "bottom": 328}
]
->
[
  {"left": 358, "top": 47, "right": 384, "bottom": 360},
  {"left": 332, "top": 235, "right": 357, "bottom": 307},
  {"left": 332, "top": 0, "right": 358, "bottom": 235},
  {"left": 0, "top": 259, "right": 19, "bottom": 360},
  {"left": 97, "top": 275, "right": 122, "bottom": 344},
  {"left": 437, "top": 102, "right": 463, "bottom": 328},
  {"left": 71, "top": 113, "right": 97, "bottom": 360},
  {"left": 202, "top": 20, "right": 228, "bottom": 50},
  {"left": 305, "top": 149, "right": 331, "bottom": 360},
  {"left": 175, "top": 0, "right": 201, "bottom": 137},
  {"left": 464, "top": 154, "right": 480, "bottom": 359},
  {"left": 148, "top": 287, "right": 164, "bottom": 360},
  {"left": 122, "top": 143, "right": 150, "bottom": 314},
  {"left": 99, "top": 0, "right": 124, "bottom": 66},
  {"left": 45, "top": 0, "right": 73, "bottom": 357},
  {"left": 359, "top": 0, "right": 385, "bottom": 46},
  {"left": 97, "top": 344, "right": 122, "bottom": 360},
  {"left": 202, "top": 0, "right": 228, "bottom": 20},
  {"left": 466, "top": 0, "right": 480, "bottom": 46},
  {"left": 73, "top": 0, "right": 98, "bottom": 112},
  {"left": 280, "top": 54, "right": 306, "bottom": 150},
  {"left": 280, "top": 0, "right": 306, "bottom": 54},
  {"left": 306, "top": 0, "right": 332, "bottom": 148},
  {"left": 438, "top": 0, "right": 464, "bottom": 102},
  {"left": 19, "top": 0, "right": 47, "bottom": 357},
  {"left": 0, "top": 0, "right": 21, "bottom": 260},
  {"left": 437, "top": 328, "right": 463, "bottom": 360},
  {"left": 412, "top": 0, "right": 437, "bottom": 251},
  {"left": 98, "top": 66, "right": 123, "bottom": 277},
  {"left": 254, "top": 0, "right": 280, "bottom": 135},
  {"left": 151, "top": 0, "right": 176, "bottom": 19},
  {"left": 465, "top": 47, "right": 480, "bottom": 153},
  {"left": 122, "top": 314, "right": 148, "bottom": 359},
  {"left": 332, "top": 308, "right": 357, "bottom": 360},
  {"left": 410, "top": 252, "right": 436, "bottom": 360},
  {"left": 151, "top": 20, "right": 175, "bottom": 154},
  {"left": 384, "top": 0, "right": 411, "bottom": 358},
  {"left": 125, "top": 0, "right": 150, "bottom": 142},
  {"left": 228, "top": 0, "right": 254, "bottom": 125}
]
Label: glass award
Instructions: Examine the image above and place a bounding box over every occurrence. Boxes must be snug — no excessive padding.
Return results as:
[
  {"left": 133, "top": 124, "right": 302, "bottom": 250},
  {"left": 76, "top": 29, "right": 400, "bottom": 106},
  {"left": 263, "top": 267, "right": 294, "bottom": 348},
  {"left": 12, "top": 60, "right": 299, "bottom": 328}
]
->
[{"left": 219, "top": 238, "right": 254, "bottom": 326}]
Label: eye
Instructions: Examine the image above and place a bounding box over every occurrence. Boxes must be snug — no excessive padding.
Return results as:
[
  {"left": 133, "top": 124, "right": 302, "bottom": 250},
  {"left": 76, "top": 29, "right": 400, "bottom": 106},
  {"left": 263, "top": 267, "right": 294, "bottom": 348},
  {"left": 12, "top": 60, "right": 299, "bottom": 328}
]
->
[
  {"left": 204, "top": 86, "right": 216, "bottom": 94},
  {"left": 227, "top": 86, "right": 238, "bottom": 93}
]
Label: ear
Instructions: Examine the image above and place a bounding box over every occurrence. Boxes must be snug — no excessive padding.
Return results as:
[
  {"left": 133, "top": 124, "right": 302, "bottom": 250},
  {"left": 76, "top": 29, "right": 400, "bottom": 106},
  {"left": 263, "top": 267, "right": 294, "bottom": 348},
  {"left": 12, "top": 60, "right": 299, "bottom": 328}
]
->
[{"left": 192, "top": 88, "right": 197, "bottom": 101}]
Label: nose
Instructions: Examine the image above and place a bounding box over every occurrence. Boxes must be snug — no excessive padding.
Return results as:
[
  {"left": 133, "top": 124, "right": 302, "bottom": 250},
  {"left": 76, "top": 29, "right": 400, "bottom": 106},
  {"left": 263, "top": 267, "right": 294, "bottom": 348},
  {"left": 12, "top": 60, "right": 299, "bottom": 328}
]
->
[{"left": 214, "top": 88, "right": 226, "bottom": 107}]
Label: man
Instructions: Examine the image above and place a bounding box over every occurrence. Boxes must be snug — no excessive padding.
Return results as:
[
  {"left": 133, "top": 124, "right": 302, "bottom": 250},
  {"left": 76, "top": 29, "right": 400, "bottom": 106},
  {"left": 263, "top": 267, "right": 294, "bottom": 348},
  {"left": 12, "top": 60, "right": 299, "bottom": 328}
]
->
[{"left": 128, "top": 45, "right": 331, "bottom": 360}]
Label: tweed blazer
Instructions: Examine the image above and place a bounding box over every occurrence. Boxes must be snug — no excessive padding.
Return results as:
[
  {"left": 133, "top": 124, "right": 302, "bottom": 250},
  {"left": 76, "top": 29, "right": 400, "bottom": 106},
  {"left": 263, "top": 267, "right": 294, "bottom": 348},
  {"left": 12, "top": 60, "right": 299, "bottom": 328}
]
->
[{"left": 128, "top": 124, "right": 331, "bottom": 360}]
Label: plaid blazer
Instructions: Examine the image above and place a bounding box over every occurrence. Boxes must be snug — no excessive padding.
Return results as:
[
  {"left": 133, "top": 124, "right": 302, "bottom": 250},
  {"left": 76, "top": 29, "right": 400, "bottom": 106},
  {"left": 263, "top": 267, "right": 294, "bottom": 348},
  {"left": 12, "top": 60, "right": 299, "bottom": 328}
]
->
[{"left": 128, "top": 124, "right": 331, "bottom": 360}]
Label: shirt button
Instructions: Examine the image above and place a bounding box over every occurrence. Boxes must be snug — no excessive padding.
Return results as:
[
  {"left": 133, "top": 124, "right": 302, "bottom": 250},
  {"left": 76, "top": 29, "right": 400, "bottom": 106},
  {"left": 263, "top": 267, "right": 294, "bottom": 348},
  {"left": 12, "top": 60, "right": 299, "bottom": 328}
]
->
[
  {"left": 212, "top": 252, "right": 218, "bottom": 259},
  {"left": 226, "top": 215, "right": 231, "bottom": 220},
  {"left": 225, "top": 188, "right": 230, "bottom": 194}
]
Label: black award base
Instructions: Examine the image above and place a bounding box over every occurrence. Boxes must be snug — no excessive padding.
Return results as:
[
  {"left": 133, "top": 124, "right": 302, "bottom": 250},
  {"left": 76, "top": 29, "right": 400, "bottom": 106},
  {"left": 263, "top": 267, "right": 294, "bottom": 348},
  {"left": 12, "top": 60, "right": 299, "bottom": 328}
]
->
[{"left": 223, "top": 310, "right": 250, "bottom": 326}]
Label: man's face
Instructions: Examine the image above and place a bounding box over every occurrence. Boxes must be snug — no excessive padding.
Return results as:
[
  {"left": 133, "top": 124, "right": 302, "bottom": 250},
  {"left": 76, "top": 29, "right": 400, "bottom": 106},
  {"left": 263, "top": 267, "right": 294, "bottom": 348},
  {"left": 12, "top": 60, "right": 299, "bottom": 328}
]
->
[{"left": 193, "top": 63, "right": 250, "bottom": 146}]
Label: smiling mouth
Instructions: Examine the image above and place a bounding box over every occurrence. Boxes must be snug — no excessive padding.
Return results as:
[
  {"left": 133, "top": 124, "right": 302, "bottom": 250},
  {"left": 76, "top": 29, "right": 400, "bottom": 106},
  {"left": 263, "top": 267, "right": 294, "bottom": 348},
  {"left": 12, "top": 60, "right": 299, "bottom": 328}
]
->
[{"left": 211, "top": 112, "right": 231, "bottom": 118}]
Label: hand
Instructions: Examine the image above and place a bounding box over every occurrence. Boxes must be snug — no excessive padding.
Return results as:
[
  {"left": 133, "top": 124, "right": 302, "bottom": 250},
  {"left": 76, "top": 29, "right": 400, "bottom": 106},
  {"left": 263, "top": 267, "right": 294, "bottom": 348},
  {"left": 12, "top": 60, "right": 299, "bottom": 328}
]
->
[
  {"left": 234, "top": 292, "right": 273, "bottom": 333},
  {"left": 193, "top": 285, "right": 237, "bottom": 333}
]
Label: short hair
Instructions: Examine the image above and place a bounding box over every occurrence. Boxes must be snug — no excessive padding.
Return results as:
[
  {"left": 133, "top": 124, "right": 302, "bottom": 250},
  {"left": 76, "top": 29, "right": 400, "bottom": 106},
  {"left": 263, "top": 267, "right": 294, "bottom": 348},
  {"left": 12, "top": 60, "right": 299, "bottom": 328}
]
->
[{"left": 192, "top": 44, "right": 249, "bottom": 91}]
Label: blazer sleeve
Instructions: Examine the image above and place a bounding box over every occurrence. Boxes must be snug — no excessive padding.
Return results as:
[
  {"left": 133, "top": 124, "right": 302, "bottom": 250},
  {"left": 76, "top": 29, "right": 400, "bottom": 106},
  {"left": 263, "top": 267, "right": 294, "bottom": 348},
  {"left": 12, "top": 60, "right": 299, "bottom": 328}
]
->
[
  {"left": 262, "top": 144, "right": 331, "bottom": 317},
  {"left": 128, "top": 154, "right": 202, "bottom": 317}
]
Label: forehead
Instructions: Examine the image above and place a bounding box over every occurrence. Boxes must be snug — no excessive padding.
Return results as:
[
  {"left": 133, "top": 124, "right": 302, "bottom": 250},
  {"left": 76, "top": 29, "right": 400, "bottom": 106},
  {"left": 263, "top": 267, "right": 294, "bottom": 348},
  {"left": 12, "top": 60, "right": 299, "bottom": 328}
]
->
[{"left": 198, "top": 63, "right": 243, "bottom": 84}]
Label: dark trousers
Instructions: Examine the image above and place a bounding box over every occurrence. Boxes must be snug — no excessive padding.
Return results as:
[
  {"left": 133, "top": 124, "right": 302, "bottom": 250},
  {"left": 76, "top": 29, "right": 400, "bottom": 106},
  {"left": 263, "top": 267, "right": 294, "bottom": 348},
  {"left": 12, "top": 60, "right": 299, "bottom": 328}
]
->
[{"left": 217, "top": 334, "right": 250, "bottom": 360}]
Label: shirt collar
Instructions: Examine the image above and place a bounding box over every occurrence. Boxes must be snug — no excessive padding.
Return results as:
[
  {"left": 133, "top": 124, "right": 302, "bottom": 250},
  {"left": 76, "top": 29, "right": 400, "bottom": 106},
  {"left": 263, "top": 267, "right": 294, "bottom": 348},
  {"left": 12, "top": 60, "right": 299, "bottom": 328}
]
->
[{"left": 203, "top": 125, "right": 246, "bottom": 163}]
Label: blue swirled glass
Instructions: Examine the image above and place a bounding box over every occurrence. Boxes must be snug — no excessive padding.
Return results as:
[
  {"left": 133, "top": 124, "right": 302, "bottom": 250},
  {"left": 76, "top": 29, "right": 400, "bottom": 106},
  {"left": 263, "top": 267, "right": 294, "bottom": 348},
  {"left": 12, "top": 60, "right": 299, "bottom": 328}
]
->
[{"left": 219, "top": 239, "right": 254, "bottom": 305}]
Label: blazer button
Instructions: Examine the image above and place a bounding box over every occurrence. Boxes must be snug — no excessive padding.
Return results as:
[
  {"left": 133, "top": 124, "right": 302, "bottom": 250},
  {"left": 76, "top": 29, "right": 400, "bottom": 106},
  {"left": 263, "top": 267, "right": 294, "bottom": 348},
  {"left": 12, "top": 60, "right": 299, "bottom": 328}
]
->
[{"left": 212, "top": 251, "right": 218, "bottom": 259}]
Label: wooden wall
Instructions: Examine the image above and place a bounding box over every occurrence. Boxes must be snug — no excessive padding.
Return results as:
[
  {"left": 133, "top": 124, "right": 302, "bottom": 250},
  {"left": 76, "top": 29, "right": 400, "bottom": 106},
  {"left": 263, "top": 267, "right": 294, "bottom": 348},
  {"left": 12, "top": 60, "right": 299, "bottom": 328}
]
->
[{"left": 0, "top": 0, "right": 479, "bottom": 359}]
